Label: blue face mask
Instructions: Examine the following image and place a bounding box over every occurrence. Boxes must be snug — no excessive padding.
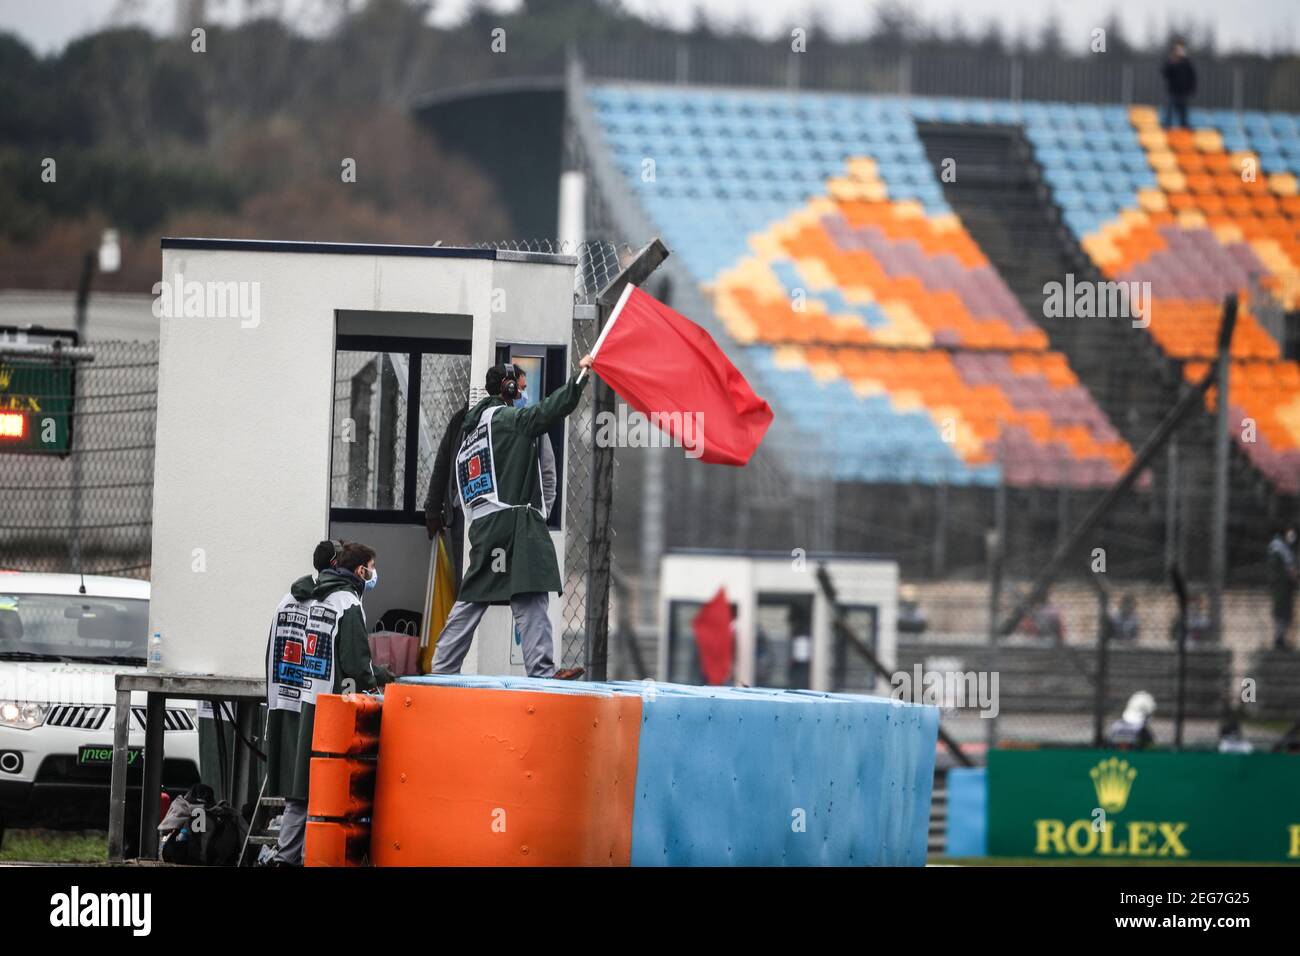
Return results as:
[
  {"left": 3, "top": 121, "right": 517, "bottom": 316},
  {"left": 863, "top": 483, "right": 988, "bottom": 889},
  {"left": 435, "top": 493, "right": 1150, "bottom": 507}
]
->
[{"left": 364, "top": 567, "right": 378, "bottom": 591}]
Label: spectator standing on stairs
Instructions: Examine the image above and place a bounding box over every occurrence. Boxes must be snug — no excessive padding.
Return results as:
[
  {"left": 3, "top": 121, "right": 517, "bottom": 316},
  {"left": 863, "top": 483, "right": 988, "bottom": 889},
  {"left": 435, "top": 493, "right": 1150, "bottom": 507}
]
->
[{"left": 1161, "top": 40, "right": 1196, "bottom": 130}]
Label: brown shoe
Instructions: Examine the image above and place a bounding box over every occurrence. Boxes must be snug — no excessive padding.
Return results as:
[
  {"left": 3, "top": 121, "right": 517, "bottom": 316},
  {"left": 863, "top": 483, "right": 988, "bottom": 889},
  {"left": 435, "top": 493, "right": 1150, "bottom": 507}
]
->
[{"left": 553, "top": 667, "right": 585, "bottom": 681}]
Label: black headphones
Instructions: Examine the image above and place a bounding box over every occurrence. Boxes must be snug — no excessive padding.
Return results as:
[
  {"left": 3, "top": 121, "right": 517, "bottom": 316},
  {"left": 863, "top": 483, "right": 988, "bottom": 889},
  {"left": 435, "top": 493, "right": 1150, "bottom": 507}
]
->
[{"left": 500, "top": 363, "right": 520, "bottom": 401}]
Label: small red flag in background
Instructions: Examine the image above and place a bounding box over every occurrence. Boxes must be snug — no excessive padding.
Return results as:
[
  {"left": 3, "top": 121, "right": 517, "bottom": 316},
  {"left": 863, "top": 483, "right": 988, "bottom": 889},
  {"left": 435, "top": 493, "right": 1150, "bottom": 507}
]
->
[
  {"left": 590, "top": 286, "right": 773, "bottom": 466},
  {"left": 692, "top": 588, "right": 734, "bottom": 685}
]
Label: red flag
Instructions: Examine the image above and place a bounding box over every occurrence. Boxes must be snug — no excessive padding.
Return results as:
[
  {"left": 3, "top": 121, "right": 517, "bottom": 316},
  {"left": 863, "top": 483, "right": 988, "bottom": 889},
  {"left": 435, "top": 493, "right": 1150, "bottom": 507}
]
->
[
  {"left": 692, "top": 588, "right": 734, "bottom": 685},
  {"left": 590, "top": 286, "right": 773, "bottom": 466}
]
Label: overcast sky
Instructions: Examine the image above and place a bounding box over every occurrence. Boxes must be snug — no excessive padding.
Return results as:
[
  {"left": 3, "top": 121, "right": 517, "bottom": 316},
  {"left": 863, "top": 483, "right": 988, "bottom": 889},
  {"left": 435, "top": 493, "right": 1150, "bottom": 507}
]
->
[{"left": 1, "top": 0, "right": 1296, "bottom": 55}]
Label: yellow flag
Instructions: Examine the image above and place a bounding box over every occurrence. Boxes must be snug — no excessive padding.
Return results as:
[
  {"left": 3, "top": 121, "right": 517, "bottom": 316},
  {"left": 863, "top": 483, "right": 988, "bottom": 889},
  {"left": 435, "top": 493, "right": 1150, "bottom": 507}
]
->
[{"left": 419, "top": 535, "right": 456, "bottom": 674}]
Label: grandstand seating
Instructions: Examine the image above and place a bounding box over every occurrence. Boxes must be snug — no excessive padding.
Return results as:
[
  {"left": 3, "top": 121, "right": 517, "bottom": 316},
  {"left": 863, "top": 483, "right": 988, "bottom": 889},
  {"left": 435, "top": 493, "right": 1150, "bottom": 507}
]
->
[
  {"left": 1044, "top": 103, "right": 1300, "bottom": 492},
  {"left": 586, "top": 84, "right": 1299, "bottom": 495},
  {"left": 589, "top": 86, "right": 1135, "bottom": 488}
]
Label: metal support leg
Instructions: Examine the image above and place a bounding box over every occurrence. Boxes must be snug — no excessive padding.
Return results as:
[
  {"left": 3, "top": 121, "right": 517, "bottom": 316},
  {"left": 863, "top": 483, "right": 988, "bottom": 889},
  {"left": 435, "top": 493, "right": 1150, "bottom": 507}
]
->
[
  {"left": 231, "top": 700, "right": 254, "bottom": 811},
  {"left": 139, "top": 692, "right": 165, "bottom": 859},
  {"left": 107, "top": 686, "right": 132, "bottom": 862}
]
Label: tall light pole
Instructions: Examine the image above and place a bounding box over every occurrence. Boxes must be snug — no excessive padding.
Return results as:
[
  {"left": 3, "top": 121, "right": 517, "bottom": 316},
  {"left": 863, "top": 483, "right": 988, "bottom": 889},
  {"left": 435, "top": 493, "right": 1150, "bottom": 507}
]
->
[{"left": 69, "top": 230, "right": 119, "bottom": 577}]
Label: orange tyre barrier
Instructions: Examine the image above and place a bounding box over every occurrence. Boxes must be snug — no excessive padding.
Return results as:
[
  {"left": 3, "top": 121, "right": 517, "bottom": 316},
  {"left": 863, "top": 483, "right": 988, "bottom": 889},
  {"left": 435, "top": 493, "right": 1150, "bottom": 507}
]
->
[
  {"left": 370, "top": 683, "right": 641, "bottom": 866},
  {"left": 307, "top": 757, "right": 377, "bottom": 819},
  {"left": 312, "top": 693, "right": 382, "bottom": 755},
  {"left": 305, "top": 821, "right": 372, "bottom": 867},
  {"left": 306, "top": 693, "right": 383, "bottom": 866}
]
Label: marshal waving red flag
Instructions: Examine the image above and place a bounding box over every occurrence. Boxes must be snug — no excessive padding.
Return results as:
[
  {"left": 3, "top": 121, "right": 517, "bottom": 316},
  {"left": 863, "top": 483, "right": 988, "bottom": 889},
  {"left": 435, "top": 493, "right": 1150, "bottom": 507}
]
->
[{"left": 585, "top": 285, "right": 773, "bottom": 466}]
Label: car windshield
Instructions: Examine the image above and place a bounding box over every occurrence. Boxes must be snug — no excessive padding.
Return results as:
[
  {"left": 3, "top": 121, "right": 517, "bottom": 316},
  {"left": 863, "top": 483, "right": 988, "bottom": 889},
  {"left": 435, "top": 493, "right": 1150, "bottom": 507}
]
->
[{"left": 0, "top": 593, "right": 148, "bottom": 662}]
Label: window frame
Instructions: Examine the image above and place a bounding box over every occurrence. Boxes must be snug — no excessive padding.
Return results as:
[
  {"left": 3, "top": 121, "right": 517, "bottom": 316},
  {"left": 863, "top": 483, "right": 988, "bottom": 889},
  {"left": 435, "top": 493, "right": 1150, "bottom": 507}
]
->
[{"left": 330, "top": 334, "right": 471, "bottom": 525}]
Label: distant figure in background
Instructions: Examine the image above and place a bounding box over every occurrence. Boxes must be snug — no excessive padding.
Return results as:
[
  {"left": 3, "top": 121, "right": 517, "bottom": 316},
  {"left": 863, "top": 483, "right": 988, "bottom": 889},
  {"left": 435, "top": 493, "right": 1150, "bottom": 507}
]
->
[
  {"left": 1180, "top": 591, "right": 1212, "bottom": 643},
  {"left": 1217, "top": 716, "right": 1253, "bottom": 754},
  {"left": 1019, "top": 590, "right": 1066, "bottom": 644},
  {"left": 1161, "top": 40, "right": 1196, "bottom": 129},
  {"left": 1110, "top": 593, "right": 1141, "bottom": 642},
  {"left": 1185, "top": 590, "right": 1211, "bottom": 642},
  {"left": 897, "top": 584, "right": 929, "bottom": 636},
  {"left": 1267, "top": 526, "right": 1298, "bottom": 649},
  {"left": 1107, "top": 691, "right": 1156, "bottom": 750}
]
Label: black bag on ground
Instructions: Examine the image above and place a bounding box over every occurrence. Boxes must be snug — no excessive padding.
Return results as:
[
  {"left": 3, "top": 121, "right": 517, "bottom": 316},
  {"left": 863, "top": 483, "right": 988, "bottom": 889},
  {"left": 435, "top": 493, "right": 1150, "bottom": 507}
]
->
[{"left": 158, "top": 783, "right": 247, "bottom": 866}]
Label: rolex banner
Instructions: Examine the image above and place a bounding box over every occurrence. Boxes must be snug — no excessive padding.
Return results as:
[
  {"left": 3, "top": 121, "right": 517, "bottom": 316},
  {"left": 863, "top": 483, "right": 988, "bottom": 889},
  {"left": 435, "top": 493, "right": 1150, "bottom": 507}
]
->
[{"left": 987, "top": 749, "right": 1300, "bottom": 863}]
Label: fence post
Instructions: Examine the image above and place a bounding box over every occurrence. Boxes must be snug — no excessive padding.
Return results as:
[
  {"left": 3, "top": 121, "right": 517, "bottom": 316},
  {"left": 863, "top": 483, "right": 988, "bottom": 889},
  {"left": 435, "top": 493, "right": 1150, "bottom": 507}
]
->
[
  {"left": 1056, "top": 460, "right": 1070, "bottom": 553},
  {"left": 898, "top": 50, "right": 912, "bottom": 97},
  {"left": 1164, "top": 439, "right": 1179, "bottom": 572},
  {"left": 985, "top": 474, "right": 1006, "bottom": 753},
  {"left": 1093, "top": 584, "right": 1110, "bottom": 747},
  {"left": 69, "top": 355, "right": 84, "bottom": 573},
  {"left": 1121, "top": 62, "right": 1134, "bottom": 105},
  {"left": 932, "top": 478, "right": 948, "bottom": 577},
  {"left": 1174, "top": 590, "right": 1188, "bottom": 750},
  {"left": 675, "top": 42, "right": 689, "bottom": 85},
  {"left": 585, "top": 357, "right": 615, "bottom": 681},
  {"left": 69, "top": 251, "right": 94, "bottom": 573},
  {"left": 1210, "top": 306, "right": 1232, "bottom": 644}
]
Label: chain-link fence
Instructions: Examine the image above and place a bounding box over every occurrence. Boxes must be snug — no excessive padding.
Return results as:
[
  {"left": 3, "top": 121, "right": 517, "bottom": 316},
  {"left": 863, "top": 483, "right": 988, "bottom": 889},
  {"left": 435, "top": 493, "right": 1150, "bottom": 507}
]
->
[{"left": 0, "top": 339, "right": 157, "bottom": 579}]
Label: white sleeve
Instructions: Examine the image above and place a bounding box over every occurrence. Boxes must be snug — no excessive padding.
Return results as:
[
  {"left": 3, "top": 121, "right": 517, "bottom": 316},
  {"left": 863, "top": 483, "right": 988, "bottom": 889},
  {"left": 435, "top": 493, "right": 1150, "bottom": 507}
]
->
[{"left": 539, "top": 435, "right": 557, "bottom": 518}]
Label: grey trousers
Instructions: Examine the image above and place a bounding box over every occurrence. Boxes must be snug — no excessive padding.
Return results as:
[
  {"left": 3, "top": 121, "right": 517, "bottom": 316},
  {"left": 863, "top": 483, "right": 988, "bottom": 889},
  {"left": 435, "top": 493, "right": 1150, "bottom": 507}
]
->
[
  {"left": 429, "top": 593, "right": 556, "bottom": 677},
  {"left": 274, "top": 797, "right": 307, "bottom": 866}
]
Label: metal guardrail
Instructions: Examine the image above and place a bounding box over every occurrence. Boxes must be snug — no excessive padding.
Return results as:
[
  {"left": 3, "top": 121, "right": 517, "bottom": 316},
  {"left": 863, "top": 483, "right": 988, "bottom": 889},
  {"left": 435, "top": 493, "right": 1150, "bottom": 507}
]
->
[{"left": 576, "top": 40, "right": 1300, "bottom": 113}]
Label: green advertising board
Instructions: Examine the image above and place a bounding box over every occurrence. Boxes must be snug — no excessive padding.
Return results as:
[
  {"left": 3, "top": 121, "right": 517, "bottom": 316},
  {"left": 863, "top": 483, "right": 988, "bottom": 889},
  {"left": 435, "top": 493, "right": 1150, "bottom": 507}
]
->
[
  {"left": 988, "top": 749, "right": 1300, "bottom": 863},
  {"left": 0, "top": 357, "right": 74, "bottom": 454}
]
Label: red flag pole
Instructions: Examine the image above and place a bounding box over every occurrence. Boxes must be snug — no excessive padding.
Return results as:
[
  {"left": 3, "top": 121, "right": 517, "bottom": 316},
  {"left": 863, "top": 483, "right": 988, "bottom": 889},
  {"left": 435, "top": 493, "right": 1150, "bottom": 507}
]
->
[{"left": 576, "top": 281, "right": 635, "bottom": 385}]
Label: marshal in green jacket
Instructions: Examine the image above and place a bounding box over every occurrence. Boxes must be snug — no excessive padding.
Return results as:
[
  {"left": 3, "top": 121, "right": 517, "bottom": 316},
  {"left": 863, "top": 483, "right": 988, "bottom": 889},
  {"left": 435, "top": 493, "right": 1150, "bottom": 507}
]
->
[
  {"left": 263, "top": 570, "right": 388, "bottom": 801},
  {"left": 455, "top": 372, "right": 588, "bottom": 604}
]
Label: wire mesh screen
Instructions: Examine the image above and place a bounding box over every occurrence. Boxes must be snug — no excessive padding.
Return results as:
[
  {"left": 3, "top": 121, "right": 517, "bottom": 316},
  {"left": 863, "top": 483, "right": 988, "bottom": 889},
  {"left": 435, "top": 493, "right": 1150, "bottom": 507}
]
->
[
  {"left": 0, "top": 340, "right": 157, "bottom": 579},
  {"left": 416, "top": 352, "right": 473, "bottom": 506},
  {"left": 331, "top": 350, "right": 407, "bottom": 510}
]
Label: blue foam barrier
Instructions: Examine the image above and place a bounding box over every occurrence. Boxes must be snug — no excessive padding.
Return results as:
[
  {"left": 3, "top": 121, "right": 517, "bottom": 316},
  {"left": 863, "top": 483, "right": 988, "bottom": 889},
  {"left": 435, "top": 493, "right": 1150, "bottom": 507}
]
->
[
  {"left": 944, "top": 766, "right": 988, "bottom": 858},
  {"left": 608, "top": 682, "right": 938, "bottom": 866}
]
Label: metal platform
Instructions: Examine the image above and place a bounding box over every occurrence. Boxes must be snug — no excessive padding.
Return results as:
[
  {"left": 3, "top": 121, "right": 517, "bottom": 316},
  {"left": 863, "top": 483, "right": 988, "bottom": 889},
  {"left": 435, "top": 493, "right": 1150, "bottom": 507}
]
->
[{"left": 108, "top": 674, "right": 266, "bottom": 862}]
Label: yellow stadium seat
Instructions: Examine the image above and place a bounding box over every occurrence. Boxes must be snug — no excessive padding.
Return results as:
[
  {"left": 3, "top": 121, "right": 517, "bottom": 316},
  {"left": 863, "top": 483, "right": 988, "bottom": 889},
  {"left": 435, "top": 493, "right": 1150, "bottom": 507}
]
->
[
  {"left": 1130, "top": 105, "right": 1160, "bottom": 128},
  {"left": 1269, "top": 172, "right": 1299, "bottom": 197},
  {"left": 1193, "top": 129, "right": 1224, "bottom": 153},
  {"left": 1137, "top": 189, "right": 1169, "bottom": 213},
  {"left": 1148, "top": 150, "right": 1179, "bottom": 172}
]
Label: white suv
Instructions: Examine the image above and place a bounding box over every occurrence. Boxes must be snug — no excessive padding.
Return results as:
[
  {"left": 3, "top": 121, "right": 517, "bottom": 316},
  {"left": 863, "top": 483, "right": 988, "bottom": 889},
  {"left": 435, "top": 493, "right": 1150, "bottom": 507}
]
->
[{"left": 0, "top": 572, "right": 200, "bottom": 841}]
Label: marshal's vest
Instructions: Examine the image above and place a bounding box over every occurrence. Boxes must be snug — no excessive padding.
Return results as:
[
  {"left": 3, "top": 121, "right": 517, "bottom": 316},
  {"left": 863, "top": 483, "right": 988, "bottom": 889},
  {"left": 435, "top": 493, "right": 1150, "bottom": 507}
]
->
[
  {"left": 266, "top": 589, "right": 364, "bottom": 713},
  {"left": 454, "top": 404, "right": 544, "bottom": 524}
]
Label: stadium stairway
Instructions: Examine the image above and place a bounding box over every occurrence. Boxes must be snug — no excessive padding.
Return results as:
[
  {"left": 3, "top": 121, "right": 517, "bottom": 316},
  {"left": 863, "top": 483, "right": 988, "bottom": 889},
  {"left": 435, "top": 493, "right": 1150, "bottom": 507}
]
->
[
  {"left": 917, "top": 122, "right": 1175, "bottom": 446},
  {"left": 919, "top": 122, "right": 1288, "bottom": 571}
]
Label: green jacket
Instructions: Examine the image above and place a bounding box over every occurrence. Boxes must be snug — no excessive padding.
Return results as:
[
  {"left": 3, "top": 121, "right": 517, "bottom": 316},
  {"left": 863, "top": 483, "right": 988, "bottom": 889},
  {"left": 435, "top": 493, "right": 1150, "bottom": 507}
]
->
[
  {"left": 456, "top": 373, "right": 588, "bottom": 604},
  {"left": 263, "top": 570, "right": 387, "bottom": 801}
]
